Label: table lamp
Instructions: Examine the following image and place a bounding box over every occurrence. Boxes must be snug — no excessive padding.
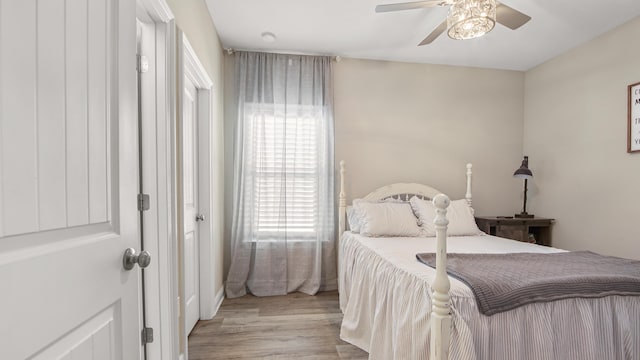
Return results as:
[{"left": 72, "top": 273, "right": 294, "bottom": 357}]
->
[{"left": 513, "top": 156, "right": 534, "bottom": 218}]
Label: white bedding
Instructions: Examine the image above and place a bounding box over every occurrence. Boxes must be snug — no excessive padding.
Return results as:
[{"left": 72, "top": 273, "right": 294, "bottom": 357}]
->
[{"left": 339, "top": 232, "right": 640, "bottom": 360}]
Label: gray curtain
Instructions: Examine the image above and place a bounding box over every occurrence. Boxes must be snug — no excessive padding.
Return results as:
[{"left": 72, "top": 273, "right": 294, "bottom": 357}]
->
[{"left": 225, "top": 51, "right": 336, "bottom": 298}]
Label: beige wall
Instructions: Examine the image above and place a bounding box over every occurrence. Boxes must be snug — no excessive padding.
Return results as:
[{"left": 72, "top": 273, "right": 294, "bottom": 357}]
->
[
  {"left": 523, "top": 17, "right": 640, "bottom": 259},
  {"left": 166, "top": 0, "right": 225, "bottom": 301},
  {"left": 223, "top": 57, "right": 526, "bottom": 275},
  {"left": 334, "top": 59, "right": 526, "bottom": 215}
]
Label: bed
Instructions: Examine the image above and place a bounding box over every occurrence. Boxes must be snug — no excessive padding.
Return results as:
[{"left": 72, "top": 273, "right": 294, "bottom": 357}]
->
[{"left": 336, "top": 161, "right": 640, "bottom": 360}]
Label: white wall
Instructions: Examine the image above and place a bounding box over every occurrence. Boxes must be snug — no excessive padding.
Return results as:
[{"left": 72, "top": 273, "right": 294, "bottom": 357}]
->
[
  {"left": 523, "top": 17, "right": 640, "bottom": 259},
  {"left": 334, "top": 59, "right": 526, "bottom": 215},
  {"left": 223, "top": 57, "right": 526, "bottom": 275},
  {"left": 166, "top": 0, "right": 225, "bottom": 304}
]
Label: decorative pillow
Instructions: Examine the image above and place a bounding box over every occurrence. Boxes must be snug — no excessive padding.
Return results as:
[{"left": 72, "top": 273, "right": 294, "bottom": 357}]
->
[
  {"left": 410, "top": 197, "right": 483, "bottom": 236},
  {"left": 357, "top": 202, "right": 422, "bottom": 237},
  {"left": 347, "top": 198, "right": 406, "bottom": 233},
  {"left": 346, "top": 206, "right": 361, "bottom": 233},
  {"left": 409, "top": 196, "right": 436, "bottom": 236},
  {"left": 445, "top": 199, "right": 483, "bottom": 236}
]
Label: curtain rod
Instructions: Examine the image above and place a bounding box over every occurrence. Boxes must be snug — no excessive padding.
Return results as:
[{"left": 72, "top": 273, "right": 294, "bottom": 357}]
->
[{"left": 224, "top": 48, "right": 342, "bottom": 62}]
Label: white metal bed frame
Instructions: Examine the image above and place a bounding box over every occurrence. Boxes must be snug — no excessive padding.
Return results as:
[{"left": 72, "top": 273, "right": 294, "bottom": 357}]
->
[{"left": 337, "top": 160, "right": 474, "bottom": 360}]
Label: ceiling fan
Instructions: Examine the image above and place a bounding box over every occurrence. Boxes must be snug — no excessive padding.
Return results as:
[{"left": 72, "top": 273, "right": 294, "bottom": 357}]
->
[{"left": 376, "top": 0, "right": 531, "bottom": 45}]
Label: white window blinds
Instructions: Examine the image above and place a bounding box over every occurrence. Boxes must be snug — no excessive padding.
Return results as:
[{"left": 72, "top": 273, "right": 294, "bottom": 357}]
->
[{"left": 246, "top": 104, "right": 320, "bottom": 237}]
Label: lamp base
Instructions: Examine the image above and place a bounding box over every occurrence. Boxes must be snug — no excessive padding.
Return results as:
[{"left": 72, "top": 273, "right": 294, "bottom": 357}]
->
[{"left": 514, "top": 213, "right": 534, "bottom": 219}]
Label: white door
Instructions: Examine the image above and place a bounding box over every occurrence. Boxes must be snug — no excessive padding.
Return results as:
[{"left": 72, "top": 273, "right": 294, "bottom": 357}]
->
[
  {"left": 183, "top": 74, "right": 201, "bottom": 334},
  {"left": 0, "top": 0, "right": 142, "bottom": 359}
]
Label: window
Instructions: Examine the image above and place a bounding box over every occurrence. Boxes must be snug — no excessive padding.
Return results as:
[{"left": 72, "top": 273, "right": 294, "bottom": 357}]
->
[{"left": 245, "top": 103, "right": 323, "bottom": 239}]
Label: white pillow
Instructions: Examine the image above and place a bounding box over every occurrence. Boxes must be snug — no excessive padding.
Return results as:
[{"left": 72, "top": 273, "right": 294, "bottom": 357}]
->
[
  {"left": 346, "top": 206, "right": 361, "bottom": 233},
  {"left": 357, "top": 202, "right": 422, "bottom": 237},
  {"left": 409, "top": 196, "right": 436, "bottom": 236},
  {"left": 347, "top": 198, "right": 405, "bottom": 233},
  {"left": 410, "top": 197, "right": 482, "bottom": 236},
  {"left": 446, "top": 199, "right": 483, "bottom": 236}
]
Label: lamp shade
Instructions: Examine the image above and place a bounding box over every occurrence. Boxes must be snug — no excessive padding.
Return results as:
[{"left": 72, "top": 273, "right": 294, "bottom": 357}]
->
[{"left": 513, "top": 156, "right": 533, "bottom": 180}]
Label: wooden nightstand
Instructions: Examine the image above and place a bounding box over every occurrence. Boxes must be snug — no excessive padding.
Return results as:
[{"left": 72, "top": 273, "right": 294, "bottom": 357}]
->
[{"left": 474, "top": 216, "right": 555, "bottom": 246}]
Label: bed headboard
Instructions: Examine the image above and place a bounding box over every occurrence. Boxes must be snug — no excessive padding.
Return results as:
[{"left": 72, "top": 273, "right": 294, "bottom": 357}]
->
[{"left": 337, "top": 161, "right": 473, "bottom": 239}]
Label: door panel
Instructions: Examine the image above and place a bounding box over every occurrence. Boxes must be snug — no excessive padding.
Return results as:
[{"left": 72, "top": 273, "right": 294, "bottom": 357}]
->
[
  {"left": 66, "top": 0, "right": 90, "bottom": 227},
  {"left": 0, "top": 0, "right": 38, "bottom": 236},
  {"left": 1, "top": 0, "right": 111, "bottom": 236},
  {"left": 37, "top": 0, "right": 67, "bottom": 231},
  {"left": 32, "top": 298, "right": 118, "bottom": 359},
  {"left": 0, "top": 0, "right": 141, "bottom": 359},
  {"left": 183, "top": 75, "right": 200, "bottom": 334},
  {"left": 185, "top": 231, "right": 198, "bottom": 321},
  {"left": 87, "top": 0, "right": 109, "bottom": 224}
]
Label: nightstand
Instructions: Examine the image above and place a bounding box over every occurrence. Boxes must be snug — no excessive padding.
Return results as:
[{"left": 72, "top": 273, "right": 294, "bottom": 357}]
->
[{"left": 474, "top": 216, "right": 554, "bottom": 246}]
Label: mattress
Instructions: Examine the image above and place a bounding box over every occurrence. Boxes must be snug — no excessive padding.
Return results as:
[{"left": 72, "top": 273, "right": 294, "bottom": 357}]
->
[{"left": 338, "top": 232, "right": 640, "bottom": 360}]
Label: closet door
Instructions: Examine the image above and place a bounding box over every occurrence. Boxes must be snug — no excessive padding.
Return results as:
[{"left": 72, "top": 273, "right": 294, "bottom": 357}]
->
[{"left": 182, "top": 72, "right": 201, "bottom": 335}]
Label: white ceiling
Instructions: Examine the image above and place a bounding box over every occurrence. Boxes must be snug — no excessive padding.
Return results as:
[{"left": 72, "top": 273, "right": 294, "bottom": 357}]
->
[{"left": 205, "top": 0, "right": 640, "bottom": 71}]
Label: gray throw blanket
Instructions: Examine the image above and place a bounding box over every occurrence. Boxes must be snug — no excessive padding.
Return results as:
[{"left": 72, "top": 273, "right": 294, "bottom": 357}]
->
[{"left": 416, "top": 251, "right": 640, "bottom": 315}]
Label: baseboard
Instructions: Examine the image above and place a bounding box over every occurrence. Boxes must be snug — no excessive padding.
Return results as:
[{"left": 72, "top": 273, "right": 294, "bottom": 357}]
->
[
  {"left": 199, "top": 284, "right": 225, "bottom": 320},
  {"left": 213, "top": 284, "right": 225, "bottom": 315}
]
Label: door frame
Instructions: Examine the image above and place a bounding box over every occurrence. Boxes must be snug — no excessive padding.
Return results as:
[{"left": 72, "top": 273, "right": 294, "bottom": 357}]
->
[
  {"left": 135, "top": 1, "right": 180, "bottom": 359},
  {"left": 177, "top": 31, "right": 220, "bottom": 356}
]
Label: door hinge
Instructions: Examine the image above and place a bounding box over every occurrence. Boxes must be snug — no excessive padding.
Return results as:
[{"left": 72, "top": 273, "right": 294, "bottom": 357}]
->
[
  {"left": 142, "top": 327, "right": 154, "bottom": 345},
  {"left": 137, "top": 194, "right": 150, "bottom": 211},
  {"left": 137, "top": 54, "right": 149, "bottom": 73}
]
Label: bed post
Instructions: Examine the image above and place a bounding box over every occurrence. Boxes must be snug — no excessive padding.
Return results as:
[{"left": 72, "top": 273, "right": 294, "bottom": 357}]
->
[
  {"left": 338, "top": 160, "right": 347, "bottom": 247},
  {"left": 431, "top": 194, "right": 451, "bottom": 360},
  {"left": 465, "top": 163, "right": 473, "bottom": 206}
]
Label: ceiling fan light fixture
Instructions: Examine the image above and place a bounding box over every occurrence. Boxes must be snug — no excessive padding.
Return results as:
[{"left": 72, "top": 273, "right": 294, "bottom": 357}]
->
[{"left": 447, "top": 0, "right": 496, "bottom": 40}]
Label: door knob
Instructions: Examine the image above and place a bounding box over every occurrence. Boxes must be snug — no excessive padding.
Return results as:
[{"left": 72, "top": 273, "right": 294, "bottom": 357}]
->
[
  {"left": 123, "top": 248, "right": 151, "bottom": 270},
  {"left": 195, "top": 214, "right": 205, "bottom": 222}
]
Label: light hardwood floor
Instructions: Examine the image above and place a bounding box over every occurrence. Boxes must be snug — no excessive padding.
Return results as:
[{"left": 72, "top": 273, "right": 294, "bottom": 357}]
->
[{"left": 188, "top": 291, "right": 368, "bottom": 359}]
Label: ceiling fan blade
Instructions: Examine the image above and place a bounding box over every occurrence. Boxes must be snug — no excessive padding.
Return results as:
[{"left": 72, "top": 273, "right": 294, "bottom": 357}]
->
[
  {"left": 496, "top": 2, "right": 531, "bottom": 30},
  {"left": 375, "top": 0, "right": 443, "bottom": 13},
  {"left": 418, "top": 19, "right": 448, "bottom": 46}
]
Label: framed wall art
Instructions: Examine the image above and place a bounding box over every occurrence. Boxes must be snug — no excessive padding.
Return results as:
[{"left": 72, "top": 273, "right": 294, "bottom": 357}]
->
[{"left": 629, "top": 81, "right": 640, "bottom": 153}]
